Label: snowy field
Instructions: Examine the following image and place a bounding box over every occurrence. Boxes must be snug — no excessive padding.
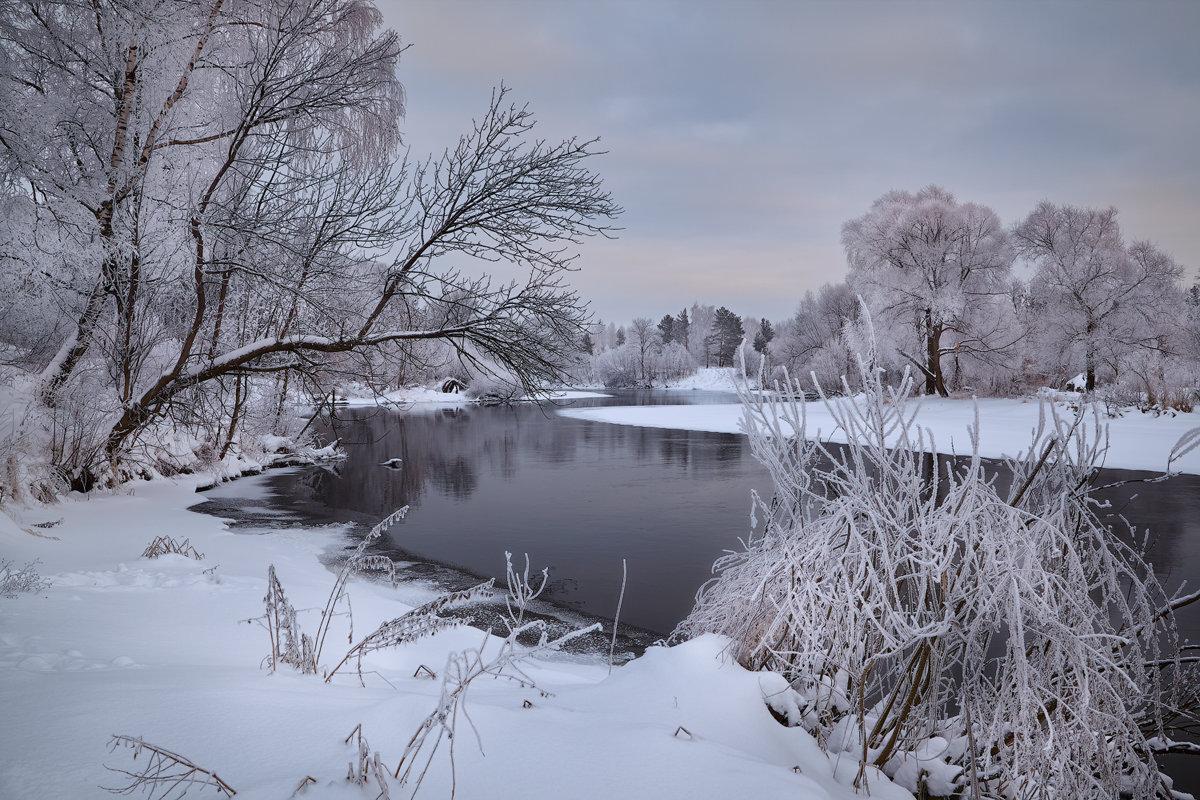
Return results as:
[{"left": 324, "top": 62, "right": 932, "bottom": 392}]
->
[
  {"left": 558, "top": 394, "right": 1200, "bottom": 476},
  {"left": 0, "top": 473, "right": 910, "bottom": 800}
]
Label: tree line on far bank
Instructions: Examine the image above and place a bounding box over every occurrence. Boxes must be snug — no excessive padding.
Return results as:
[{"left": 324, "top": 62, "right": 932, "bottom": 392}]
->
[{"left": 584, "top": 187, "right": 1198, "bottom": 409}]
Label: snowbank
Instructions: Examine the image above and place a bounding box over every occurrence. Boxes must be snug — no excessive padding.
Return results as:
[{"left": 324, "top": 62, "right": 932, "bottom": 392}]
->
[
  {"left": 559, "top": 396, "right": 1200, "bottom": 476},
  {"left": 659, "top": 366, "right": 746, "bottom": 392},
  {"left": 0, "top": 476, "right": 906, "bottom": 800},
  {"left": 336, "top": 385, "right": 609, "bottom": 407}
]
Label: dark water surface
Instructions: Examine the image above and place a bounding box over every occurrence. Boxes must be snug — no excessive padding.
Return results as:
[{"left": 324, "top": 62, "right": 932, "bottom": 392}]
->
[{"left": 266, "top": 389, "right": 763, "bottom": 636}]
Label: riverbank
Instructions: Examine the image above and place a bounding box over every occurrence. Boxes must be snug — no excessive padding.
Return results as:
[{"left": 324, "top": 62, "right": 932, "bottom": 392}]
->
[
  {"left": 559, "top": 394, "right": 1200, "bottom": 476},
  {"left": 0, "top": 471, "right": 910, "bottom": 800}
]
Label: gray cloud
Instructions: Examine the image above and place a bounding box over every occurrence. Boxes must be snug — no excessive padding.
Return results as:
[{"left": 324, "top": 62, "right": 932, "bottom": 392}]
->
[{"left": 379, "top": 0, "right": 1200, "bottom": 322}]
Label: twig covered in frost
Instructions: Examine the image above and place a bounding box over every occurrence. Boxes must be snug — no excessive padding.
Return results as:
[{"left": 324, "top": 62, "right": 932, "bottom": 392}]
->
[
  {"left": 310, "top": 506, "right": 408, "bottom": 666},
  {"left": 503, "top": 551, "right": 546, "bottom": 634},
  {"left": 394, "top": 554, "right": 600, "bottom": 798},
  {"left": 103, "top": 735, "right": 236, "bottom": 799},
  {"left": 675, "top": 343, "right": 1197, "bottom": 799},
  {"left": 254, "top": 506, "right": 407, "bottom": 675},
  {"left": 262, "top": 565, "right": 315, "bottom": 673},
  {"left": 325, "top": 580, "right": 495, "bottom": 684},
  {"left": 609, "top": 557, "right": 626, "bottom": 676}
]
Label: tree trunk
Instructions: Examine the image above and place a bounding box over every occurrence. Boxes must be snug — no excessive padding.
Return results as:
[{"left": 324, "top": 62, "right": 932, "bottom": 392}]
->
[{"left": 924, "top": 311, "right": 949, "bottom": 397}]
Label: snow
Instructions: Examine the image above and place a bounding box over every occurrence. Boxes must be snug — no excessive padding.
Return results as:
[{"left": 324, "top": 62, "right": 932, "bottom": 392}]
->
[
  {"left": 559, "top": 395, "right": 1200, "bottom": 476},
  {"left": 658, "top": 366, "right": 745, "bottom": 392},
  {"left": 0, "top": 474, "right": 907, "bottom": 800},
  {"left": 335, "top": 384, "right": 610, "bottom": 408}
]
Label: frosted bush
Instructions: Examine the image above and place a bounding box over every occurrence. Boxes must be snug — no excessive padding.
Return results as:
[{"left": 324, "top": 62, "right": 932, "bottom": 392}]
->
[
  {"left": 1, "top": 559, "right": 50, "bottom": 597},
  {"left": 675, "top": 355, "right": 1198, "bottom": 799}
]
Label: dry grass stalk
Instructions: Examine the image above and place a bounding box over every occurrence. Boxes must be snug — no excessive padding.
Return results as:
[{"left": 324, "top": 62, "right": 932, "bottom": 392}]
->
[
  {"left": 141, "top": 536, "right": 204, "bottom": 560},
  {"left": 263, "top": 565, "right": 315, "bottom": 673},
  {"left": 345, "top": 724, "right": 391, "bottom": 800},
  {"left": 104, "top": 735, "right": 235, "bottom": 799},
  {"left": 325, "top": 580, "right": 495, "bottom": 684}
]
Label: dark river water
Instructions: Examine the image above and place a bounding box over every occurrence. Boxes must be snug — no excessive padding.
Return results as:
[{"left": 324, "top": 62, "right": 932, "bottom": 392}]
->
[{"left": 265, "top": 389, "right": 762, "bottom": 637}]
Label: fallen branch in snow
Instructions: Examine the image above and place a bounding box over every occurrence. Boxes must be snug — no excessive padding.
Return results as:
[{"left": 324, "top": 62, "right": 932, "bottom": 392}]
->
[{"left": 103, "top": 735, "right": 236, "bottom": 798}]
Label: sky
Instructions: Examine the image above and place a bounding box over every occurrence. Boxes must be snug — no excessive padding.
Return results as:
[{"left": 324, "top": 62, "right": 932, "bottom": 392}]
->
[{"left": 376, "top": 0, "right": 1200, "bottom": 325}]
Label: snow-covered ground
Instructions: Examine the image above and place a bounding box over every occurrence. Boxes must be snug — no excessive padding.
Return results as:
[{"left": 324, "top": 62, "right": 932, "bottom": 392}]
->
[
  {"left": 658, "top": 366, "right": 746, "bottom": 392},
  {"left": 559, "top": 395, "right": 1200, "bottom": 476},
  {"left": 0, "top": 474, "right": 909, "bottom": 800},
  {"left": 337, "top": 385, "right": 610, "bottom": 408}
]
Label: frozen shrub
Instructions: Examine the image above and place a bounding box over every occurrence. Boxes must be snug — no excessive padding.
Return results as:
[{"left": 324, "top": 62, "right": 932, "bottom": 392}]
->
[
  {"left": 0, "top": 559, "right": 49, "bottom": 596},
  {"left": 675, "top": 355, "right": 1199, "bottom": 799}
]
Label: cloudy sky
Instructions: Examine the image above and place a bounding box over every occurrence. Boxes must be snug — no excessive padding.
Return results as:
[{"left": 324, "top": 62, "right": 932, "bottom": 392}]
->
[{"left": 376, "top": 0, "right": 1200, "bottom": 324}]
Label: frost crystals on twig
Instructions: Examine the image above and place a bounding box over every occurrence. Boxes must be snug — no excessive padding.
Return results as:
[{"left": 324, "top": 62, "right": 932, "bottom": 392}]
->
[{"left": 104, "top": 735, "right": 235, "bottom": 799}]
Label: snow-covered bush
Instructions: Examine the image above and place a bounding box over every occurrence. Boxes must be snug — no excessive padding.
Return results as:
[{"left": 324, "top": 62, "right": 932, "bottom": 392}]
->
[
  {"left": 675, "top": 356, "right": 1198, "bottom": 799},
  {"left": 0, "top": 559, "right": 50, "bottom": 596}
]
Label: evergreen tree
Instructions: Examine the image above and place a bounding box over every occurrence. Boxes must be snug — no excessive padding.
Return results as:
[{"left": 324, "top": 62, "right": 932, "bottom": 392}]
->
[
  {"left": 675, "top": 309, "right": 690, "bottom": 353},
  {"left": 753, "top": 317, "right": 775, "bottom": 353},
  {"left": 707, "top": 307, "right": 744, "bottom": 367},
  {"left": 615, "top": 327, "right": 626, "bottom": 346},
  {"left": 657, "top": 314, "right": 676, "bottom": 345},
  {"left": 581, "top": 332, "right": 594, "bottom": 355}
]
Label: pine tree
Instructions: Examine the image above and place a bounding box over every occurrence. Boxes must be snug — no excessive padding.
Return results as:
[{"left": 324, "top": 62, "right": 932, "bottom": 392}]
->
[
  {"left": 707, "top": 307, "right": 744, "bottom": 367},
  {"left": 675, "top": 309, "right": 690, "bottom": 353},
  {"left": 657, "top": 314, "right": 676, "bottom": 345},
  {"left": 753, "top": 317, "right": 775, "bottom": 353}
]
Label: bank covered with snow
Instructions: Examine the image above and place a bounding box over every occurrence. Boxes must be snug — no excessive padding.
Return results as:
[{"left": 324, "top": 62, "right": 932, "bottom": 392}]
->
[
  {"left": 0, "top": 474, "right": 909, "bottom": 800},
  {"left": 559, "top": 395, "right": 1200, "bottom": 476}
]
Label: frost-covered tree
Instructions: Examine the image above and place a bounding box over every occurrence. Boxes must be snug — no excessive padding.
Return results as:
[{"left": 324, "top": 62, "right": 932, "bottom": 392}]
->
[
  {"left": 843, "top": 186, "right": 1017, "bottom": 396},
  {"left": 628, "top": 316, "right": 658, "bottom": 383},
  {"left": 773, "top": 282, "right": 859, "bottom": 390},
  {"left": 1013, "top": 203, "right": 1184, "bottom": 392},
  {"left": 677, "top": 355, "right": 1200, "bottom": 799},
  {"left": 688, "top": 303, "right": 715, "bottom": 366},
  {"left": 0, "top": 0, "right": 618, "bottom": 486}
]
